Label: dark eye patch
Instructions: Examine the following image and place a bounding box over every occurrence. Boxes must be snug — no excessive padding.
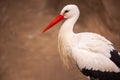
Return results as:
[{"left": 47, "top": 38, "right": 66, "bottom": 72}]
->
[{"left": 64, "top": 10, "right": 69, "bottom": 13}]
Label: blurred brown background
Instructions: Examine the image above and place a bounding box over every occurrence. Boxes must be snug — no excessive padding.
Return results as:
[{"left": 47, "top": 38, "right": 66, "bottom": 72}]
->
[{"left": 0, "top": 0, "right": 120, "bottom": 80}]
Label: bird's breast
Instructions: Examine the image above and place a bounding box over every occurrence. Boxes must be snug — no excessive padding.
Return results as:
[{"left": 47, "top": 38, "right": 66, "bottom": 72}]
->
[{"left": 58, "top": 35, "right": 75, "bottom": 68}]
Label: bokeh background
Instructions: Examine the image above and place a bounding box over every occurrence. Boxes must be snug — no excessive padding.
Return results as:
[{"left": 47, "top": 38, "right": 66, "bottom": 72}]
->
[{"left": 0, "top": 0, "right": 120, "bottom": 80}]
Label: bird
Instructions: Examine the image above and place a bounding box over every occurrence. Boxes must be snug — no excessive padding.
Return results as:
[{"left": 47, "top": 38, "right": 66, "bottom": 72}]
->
[{"left": 41, "top": 4, "right": 120, "bottom": 80}]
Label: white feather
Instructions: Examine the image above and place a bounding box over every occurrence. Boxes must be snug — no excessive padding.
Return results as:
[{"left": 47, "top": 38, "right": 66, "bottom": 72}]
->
[
  {"left": 67, "top": 32, "right": 120, "bottom": 72},
  {"left": 72, "top": 46, "right": 119, "bottom": 72},
  {"left": 75, "top": 32, "right": 114, "bottom": 58}
]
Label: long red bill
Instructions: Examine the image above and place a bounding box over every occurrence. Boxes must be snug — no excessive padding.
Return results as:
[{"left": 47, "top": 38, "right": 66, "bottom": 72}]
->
[{"left": 41, "top": 15, "right": 64, "bottom": 33}]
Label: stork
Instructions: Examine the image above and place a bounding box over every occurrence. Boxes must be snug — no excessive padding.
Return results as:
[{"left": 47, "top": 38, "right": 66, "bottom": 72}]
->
[{"left": 42, "top": 4, "right": 120, "bottom": 80}]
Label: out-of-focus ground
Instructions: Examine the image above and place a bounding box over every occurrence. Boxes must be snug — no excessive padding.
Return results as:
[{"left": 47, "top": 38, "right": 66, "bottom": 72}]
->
[{"left": 0, "top": 0, "right": 120, "bottom": 80}]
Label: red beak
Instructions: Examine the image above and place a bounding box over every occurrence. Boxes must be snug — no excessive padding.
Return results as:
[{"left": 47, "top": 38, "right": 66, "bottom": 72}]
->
[{"left": 41, "top": 15, "right": 64, "bottom": 33}]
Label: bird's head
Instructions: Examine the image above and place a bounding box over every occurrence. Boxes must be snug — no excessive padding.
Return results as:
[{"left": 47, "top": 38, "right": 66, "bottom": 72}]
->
[
  {"left": 41, "top": 4, "right": 80, "bottom": 33},
  {"left": 60, "top": 5, "right": 80, "bottom": 19}
]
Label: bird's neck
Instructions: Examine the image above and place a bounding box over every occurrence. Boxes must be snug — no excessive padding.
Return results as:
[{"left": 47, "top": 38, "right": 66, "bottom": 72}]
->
[
  {"left": 59, "top": 16, "right": 78, "bottom": 38},
  {"left": 58, "top": 16, "right": 79, "bottom": 68}
]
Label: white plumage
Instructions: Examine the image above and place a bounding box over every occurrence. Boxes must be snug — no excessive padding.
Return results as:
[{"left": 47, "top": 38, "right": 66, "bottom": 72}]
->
[
  {"left": 42, "top": 4, "right": 120, "bottom": 80},
  {"left": 67, "top": 33, "right": 119, "bottom": 71}
]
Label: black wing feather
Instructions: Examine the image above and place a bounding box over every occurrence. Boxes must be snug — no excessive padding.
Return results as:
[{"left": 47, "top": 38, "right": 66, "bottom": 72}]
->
[
  {"left": 110, "top": 50, "right": 120, "bottom": 68},
  {"left": 81, "top": 68, "right": 120, "bottom": 80}
]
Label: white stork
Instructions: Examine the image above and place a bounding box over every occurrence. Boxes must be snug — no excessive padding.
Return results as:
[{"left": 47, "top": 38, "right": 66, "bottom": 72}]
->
[{"left": 42, "top": 4, "right": 120, "bottom": 80}]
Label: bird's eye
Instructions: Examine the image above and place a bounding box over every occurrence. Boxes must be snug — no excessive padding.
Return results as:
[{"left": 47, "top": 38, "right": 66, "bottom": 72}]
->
[{"left": 64, "top": 10, "right": 69, "bottom": 13}]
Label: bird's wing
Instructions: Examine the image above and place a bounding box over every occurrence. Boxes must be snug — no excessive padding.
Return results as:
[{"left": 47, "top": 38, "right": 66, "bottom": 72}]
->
[
  {"left": 74, "top": 32, "right": 120, "bottom": 68},
  {"left": 73, "top": 48, "right": 120, "bottom": 80},
  {"left": 72, "top": 48, "right": 120, "bottom": 72},
  {"left": 110, "top": 50, "right": 120, "bottom": 68},
  {"left": 72, "top": 48, "right": 120, "bottom": 80},
  {"left": 76, "top": 32, "right": 113, "bottom": 57}
]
